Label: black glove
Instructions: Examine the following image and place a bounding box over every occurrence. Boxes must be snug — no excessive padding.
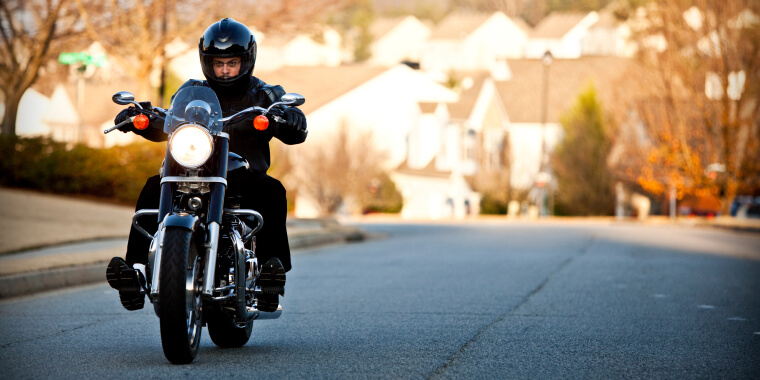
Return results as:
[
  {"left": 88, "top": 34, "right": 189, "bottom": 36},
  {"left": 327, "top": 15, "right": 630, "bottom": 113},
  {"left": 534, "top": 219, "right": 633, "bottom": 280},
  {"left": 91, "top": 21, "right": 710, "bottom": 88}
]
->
[
  {"left": 283, "top": 107, "right": 306, "bottom": 132},
  {"left": 114, "top": 102, "right": 153, "bottom": 133}
]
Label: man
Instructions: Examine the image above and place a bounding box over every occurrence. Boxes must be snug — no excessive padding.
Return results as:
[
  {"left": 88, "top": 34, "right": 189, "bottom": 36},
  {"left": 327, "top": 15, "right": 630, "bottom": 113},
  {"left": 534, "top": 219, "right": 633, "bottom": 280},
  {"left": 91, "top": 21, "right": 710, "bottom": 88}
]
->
[{"left": 106, "top": 18, "right": 307, "bottom": 313}]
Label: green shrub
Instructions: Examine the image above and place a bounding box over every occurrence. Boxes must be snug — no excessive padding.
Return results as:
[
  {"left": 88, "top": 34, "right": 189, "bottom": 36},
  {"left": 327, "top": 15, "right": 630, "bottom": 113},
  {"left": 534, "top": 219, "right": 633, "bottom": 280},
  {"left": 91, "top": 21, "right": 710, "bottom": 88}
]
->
[
  {"left": 0, "top": 135, "right": 165, "bottom": 203},
  {"left": 361, "top": 173, "right": 403, "bottom": 214},
  {"left": 480, "top": 193, "right": 507, "bottom": 215}
]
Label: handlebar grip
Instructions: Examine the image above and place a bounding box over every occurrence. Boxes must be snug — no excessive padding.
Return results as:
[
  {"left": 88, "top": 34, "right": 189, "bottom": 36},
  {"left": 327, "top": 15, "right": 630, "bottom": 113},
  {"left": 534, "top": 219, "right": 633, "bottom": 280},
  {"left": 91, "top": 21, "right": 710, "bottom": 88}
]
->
[{"left": 103, "top": 116, "right": 134, "bottom": 134}]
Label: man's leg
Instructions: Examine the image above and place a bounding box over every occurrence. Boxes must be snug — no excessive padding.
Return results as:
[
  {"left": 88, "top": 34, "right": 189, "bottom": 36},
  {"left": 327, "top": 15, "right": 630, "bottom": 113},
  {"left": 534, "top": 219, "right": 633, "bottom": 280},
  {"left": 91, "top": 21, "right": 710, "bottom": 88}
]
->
[
  {"left": 238, "top": 172, "right": 290, "bottom": 312},
  {"left": 240, "top": 172, "right": 292, "bottom": 272},
  {"left": 106, "top": 175, "right": 161, "bottom": 310},
  {"left": 126, "top": 175, "right": 162, "bottom": 266}
]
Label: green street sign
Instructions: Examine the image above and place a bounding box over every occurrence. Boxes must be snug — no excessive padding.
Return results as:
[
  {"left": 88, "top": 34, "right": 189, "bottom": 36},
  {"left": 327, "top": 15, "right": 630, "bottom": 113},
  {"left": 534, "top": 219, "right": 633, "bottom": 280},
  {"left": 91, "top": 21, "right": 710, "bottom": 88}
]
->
[{"left": 58, "top": 52, "right": 106, "bottom": 67}]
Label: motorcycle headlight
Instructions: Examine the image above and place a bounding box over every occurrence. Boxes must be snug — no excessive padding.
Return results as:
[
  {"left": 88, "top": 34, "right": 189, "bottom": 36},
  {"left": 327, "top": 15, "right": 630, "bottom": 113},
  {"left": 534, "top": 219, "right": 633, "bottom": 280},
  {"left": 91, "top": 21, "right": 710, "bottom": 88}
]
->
[{"left": 169, "top": 124, "right": 213, "bottom": 168}]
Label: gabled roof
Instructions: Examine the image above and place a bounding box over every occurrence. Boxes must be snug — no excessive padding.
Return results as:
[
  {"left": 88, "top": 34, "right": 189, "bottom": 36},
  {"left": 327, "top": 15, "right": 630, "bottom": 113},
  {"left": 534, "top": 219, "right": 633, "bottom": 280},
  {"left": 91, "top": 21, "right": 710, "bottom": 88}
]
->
[
  {"left": 591, "top": 9, "right": 620, "bottom": 29},
  {"left": 430, "top": 12, "right": 492, "bottom": 40},
  {"left": 512, "top": 17, "right": 533, "bottom": 34},
  {"left": 394, "top": 157, "right": 451, "bottom": 178},
  {"left": 495, "top": 57, "right": 642, "bottom": 124},
  {"left": 448, "top": 72, "right": 490, "bottom": 120},
  {"left": 418, "top": 102, "right": 438, "bottom": 114},
  {"left": 370, "top": 17, "right": 406, "bottom": 39},
  {"left": 42, "top": 85, "right": 79, "bottom": 125},
  {"left": 531, "top": 12, "right": 591, "bottom": 38},
  {"left": 257, "top": 66, "right": 388, "bottom": 114}
]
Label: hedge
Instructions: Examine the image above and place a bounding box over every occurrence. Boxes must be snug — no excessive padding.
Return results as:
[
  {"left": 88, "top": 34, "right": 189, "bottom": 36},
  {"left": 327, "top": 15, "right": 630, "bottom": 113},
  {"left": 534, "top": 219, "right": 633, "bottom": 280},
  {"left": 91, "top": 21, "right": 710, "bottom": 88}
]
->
[{"left": 0, "top": 135, "right": 165, "bottom": 204}]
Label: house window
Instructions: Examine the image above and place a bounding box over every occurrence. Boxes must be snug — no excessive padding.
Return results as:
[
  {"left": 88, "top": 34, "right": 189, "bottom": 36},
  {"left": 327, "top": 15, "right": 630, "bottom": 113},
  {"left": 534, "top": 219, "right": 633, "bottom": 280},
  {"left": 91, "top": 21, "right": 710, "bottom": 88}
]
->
[{"left": 464, "top": 129, "right": 477, "bottom": 161}]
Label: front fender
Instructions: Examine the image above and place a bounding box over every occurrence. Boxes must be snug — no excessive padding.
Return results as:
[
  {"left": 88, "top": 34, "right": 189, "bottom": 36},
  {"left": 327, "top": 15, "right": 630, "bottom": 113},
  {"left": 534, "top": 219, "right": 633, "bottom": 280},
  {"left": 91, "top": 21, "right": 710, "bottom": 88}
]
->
[{"left": 163, "top": 212, "right": 200, "bottom": 231}]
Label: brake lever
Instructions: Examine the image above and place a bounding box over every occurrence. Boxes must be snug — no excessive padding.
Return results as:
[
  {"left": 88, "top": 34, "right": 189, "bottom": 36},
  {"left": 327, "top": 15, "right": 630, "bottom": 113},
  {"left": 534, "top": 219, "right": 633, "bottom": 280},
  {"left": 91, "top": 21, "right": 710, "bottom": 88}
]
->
[{"left": 267, "top": 106, "right": 285, "bottom": 124}]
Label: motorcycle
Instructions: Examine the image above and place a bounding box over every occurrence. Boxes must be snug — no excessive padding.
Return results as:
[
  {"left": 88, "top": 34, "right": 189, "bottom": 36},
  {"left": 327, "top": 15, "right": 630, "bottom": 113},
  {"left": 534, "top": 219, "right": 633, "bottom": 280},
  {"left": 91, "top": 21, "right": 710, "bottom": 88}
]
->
[{"left": 104, "top": 86, "right": 305, "bottom": 364}]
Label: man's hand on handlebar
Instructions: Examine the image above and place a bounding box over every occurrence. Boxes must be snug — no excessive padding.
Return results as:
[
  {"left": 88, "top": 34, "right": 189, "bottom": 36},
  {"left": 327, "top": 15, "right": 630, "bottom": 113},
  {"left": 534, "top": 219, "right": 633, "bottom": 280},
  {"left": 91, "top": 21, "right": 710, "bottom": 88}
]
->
[
  {"left": 283, "top": 107, "right": 307, "bottom": 132},
  {"left": 114, "top": 102, "right": 153, "bottom": 133}
]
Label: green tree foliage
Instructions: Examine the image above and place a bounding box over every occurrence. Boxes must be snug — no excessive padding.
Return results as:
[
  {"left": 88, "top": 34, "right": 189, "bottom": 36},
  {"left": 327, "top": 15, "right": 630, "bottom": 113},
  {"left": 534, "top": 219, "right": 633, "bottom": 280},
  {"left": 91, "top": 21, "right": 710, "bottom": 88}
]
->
[
  {"left": 329, "top": 0, "right": 375, "bottom": 62},
  {"left": 0, "top": 136, "right": 164, "bottom": 204},
  {"left": 361, "top": 172, "right": 403, "bottom": 214},
  {"left": 480, "top": 193, "right": 507, "bottom": 214},
  {"left": 351, "top": 0, "right": 375, "bottom": 62},
  {"left": 551, "top": 83, "right": 616, "bottom": 216}
]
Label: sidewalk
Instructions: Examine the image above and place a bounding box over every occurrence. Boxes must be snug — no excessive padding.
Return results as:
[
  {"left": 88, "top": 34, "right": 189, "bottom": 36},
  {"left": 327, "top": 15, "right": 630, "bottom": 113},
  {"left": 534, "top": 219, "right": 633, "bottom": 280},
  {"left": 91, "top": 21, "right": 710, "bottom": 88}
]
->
[{"left": 0, "top": 188, "right": 365, "bottom": 298}]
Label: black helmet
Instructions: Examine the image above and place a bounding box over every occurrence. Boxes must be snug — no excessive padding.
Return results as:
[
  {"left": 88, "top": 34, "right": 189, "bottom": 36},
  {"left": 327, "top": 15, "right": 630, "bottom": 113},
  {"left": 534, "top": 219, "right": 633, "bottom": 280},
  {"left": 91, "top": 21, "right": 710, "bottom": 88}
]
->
[{"left": 199, "top": 18, "right": 257, "bottom": 87}]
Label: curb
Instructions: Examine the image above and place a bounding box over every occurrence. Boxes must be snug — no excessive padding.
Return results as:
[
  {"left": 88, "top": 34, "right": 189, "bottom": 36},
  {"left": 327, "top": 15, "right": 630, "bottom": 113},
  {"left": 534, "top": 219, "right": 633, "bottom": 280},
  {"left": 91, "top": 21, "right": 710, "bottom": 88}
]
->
[
  {"left": 0, "top": 263, "right": 106, "bottom": 299},
  {"left": 0, "top": 228, "right": 366, "bottom": 300}
]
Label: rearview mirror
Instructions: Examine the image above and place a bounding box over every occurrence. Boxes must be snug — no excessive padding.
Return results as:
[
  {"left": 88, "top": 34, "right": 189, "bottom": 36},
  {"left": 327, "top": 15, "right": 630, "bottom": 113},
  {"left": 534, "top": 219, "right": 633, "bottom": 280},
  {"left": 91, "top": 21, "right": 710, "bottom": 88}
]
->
[
  {"left": 112, "top": 91, "right": 136, "bottom": 106},
  {"left": 280, "top": 93, "right": 305, "bottom": 106}
]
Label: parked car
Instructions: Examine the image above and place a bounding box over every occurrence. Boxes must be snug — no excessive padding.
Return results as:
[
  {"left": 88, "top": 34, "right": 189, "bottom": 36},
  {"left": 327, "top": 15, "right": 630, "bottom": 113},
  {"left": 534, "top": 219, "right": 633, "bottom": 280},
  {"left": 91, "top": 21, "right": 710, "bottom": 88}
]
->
[{"left": 731, "top": 196, "right": 760, "bottom": 219}]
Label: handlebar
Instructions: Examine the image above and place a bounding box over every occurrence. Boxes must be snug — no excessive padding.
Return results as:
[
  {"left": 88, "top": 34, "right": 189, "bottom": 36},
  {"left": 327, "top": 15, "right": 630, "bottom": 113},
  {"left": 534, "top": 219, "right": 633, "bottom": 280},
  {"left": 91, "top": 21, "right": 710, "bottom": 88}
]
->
[
  {"left": 103, "top": 107, "right": 167, "bottom": 134},
  {"left": 106, "top": 90, "right": 303, "bottom": 135}
]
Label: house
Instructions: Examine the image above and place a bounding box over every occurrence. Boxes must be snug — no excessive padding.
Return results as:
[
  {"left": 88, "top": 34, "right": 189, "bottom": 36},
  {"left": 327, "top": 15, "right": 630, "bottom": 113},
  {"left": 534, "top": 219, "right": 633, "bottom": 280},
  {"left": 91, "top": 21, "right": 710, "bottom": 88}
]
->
[
  {"left": 494, "top": 57, "right": 638, "bottom": 191},
  {"left": 14, "top": 76, "right": 137, "bottom": 148},
  {"left": 368, "top": 16, "right": 431, "bottom": 66},
  {"left": 392, "top": 156, "right": 481, "bottom": 219},
  {"left": 15, "top": 88, "right": 51, "bottom": 137},
  {"left": 256, "top": 27, "right": 343, "bottom": 71},
  {"left": 421, "top": 12, "right": 529, "bottom": 72},
  {"left": 393, "top": 71, "right": 511, "bottom": 219},
  {"left": 524, "top": 12, "right": 599, "bottom": 59},
  {"left": 42, "top": 85, "right": 81, "bottom": 145},
  {"left": 166, "top": 26, "right": 343, "bottom": 75},
  {"left": 259, "top": 64, "right": 461, "bottom": 218},
  {"left": 444, "top": 72, "right": 510, "bottom": 176},
  {"left": 582, "top": 8, "right": 635, "bottom": 57}
]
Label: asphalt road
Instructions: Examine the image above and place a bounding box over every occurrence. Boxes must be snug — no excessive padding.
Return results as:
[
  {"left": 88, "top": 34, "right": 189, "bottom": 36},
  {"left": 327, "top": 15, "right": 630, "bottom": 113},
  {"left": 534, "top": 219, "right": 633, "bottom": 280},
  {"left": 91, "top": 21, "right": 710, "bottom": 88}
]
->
[{"left": 1, "top": 221, "right": 759, "bottom": 379}]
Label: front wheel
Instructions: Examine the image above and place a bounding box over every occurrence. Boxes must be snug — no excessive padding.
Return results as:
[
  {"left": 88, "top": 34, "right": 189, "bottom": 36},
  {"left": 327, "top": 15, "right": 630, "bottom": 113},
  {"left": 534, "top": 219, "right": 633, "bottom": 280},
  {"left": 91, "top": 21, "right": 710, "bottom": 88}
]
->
[{"left": 159, "top": 227, "right": 203, "bottom": 364}]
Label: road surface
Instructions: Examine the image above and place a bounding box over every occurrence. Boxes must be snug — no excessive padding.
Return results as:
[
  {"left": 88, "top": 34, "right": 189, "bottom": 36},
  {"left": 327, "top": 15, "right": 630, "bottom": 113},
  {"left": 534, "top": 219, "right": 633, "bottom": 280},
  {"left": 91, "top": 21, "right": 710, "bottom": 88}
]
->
[{"left": 1, "top": 221, "right": 758, "bottom": 379}]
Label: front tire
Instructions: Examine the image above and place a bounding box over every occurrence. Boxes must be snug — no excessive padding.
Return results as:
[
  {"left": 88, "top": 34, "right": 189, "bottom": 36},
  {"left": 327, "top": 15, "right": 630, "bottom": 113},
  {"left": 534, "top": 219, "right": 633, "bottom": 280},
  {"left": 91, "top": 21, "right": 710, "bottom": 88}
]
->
[{"left": 159, "top": 227, "right": 203, "bottom": 364}]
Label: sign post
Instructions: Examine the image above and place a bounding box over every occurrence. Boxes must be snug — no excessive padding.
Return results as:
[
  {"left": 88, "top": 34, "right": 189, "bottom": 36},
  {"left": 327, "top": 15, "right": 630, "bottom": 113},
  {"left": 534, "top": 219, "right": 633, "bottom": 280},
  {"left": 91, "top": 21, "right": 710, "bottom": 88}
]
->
[{"left": 57, "top": 52, "right": 106, "bottom": 144}]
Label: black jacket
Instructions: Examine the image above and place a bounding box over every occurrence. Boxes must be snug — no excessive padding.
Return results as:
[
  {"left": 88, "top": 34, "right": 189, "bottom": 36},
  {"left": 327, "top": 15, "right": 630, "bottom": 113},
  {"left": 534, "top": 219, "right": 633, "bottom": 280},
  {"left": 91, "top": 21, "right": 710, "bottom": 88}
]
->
[{"left": 135, "top": 75, "right": 307, "bottom": 174}]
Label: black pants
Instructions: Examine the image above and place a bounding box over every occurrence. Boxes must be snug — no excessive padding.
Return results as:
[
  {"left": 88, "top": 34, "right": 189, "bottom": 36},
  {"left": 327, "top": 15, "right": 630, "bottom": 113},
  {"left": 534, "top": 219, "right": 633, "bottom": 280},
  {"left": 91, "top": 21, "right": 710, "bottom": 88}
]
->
[{"left": 125, "top": 172, "right": 292, "bottom": 272}]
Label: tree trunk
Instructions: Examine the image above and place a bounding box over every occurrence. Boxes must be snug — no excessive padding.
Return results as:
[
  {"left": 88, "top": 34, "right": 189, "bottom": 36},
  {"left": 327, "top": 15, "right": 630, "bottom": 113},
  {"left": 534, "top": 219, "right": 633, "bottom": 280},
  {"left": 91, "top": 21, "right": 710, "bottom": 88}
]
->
[{"left": 1, "top": 92, "right": 21, "bottom": 136}]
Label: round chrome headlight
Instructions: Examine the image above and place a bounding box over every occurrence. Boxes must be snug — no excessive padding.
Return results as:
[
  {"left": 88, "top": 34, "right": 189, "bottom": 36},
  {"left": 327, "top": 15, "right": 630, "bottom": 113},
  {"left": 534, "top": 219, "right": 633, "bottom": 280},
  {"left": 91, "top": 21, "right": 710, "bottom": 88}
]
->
[{"left": 169, "top": 124, "right": 213, "bottom": 168}]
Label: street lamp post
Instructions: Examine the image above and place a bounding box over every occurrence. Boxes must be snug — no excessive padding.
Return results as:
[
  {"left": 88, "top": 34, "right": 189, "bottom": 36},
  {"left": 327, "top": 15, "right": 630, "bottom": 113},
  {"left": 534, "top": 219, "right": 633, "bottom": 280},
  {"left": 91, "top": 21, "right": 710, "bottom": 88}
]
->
[{"left": 538, "top": 50, "right": 553, "bottom": 216}]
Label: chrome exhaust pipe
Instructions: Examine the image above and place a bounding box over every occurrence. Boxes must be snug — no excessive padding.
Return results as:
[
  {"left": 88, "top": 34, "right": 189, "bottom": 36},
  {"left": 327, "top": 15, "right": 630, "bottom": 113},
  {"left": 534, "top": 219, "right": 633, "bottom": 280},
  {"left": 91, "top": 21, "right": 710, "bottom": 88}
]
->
[{"left": 246, "top": 304, "right": 282, "bottom": 320}]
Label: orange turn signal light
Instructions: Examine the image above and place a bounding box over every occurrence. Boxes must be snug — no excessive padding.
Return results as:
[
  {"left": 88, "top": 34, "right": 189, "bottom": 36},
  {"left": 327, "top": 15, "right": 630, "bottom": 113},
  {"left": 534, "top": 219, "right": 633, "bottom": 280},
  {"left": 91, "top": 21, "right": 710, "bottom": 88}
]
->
[
  {"left": 133, "top": 114, "right": 150, "bottom": 130},
  {"left": 253, "top": 115, "right": 269, "bottom": 131}
]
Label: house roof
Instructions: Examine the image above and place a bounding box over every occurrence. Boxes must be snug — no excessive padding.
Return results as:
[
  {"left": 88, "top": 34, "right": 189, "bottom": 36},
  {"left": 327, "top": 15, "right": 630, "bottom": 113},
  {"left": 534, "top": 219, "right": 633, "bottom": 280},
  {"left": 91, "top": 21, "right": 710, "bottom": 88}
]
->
[
  {"left": 394, "top": 157, "right": 451, "bottom": 178},
  {"left": 370, "top": 17, "right": 406, "bottom": 40},
  {"left": 448, "top": 72, "right": 490, "bottom": 120},
  {"left": 418, "top": 102, "right": 438, "bottom": 114},
  {"left": 531, "top": 12, "right": 590, "bottom": 38},
  {"left": 430, "top": 12, "right": 492, "bottom": 40},
  {"left": 512, "top": 17, "right": 533, "bottom": 34},
  {"left": 258, "top": 65, "right": 388, "bottom": 114},
  {"left": 495, "top": 57, "right": 642, "bottom": 124},
  {"left": 38, "top": 79, "right": 133, "bottom": 128}
]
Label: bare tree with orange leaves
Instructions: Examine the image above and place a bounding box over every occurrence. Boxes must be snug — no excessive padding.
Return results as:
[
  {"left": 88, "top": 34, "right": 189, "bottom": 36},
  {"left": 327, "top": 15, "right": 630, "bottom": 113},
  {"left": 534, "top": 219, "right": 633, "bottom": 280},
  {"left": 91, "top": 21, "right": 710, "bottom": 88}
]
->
[{"left": 618, "top": 0, "right": 760, "bottom": 214}]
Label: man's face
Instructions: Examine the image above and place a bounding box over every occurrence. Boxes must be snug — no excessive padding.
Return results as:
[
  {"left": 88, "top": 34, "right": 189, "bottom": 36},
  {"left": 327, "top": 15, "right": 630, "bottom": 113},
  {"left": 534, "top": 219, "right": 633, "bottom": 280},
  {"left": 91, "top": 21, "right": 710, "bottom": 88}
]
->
[{"left": 212, "top": 57, "right": 241, "bottom": 79}]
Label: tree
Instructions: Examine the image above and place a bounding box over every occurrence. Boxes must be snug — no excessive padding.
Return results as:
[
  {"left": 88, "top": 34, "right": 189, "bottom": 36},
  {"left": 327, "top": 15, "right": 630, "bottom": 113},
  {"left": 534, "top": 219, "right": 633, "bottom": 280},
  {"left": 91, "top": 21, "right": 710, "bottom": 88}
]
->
[
  {"left": 621, "top": 0, "right": 760, "bottom": 214},
  {"left": 327, "top": 0, "right": 375, "bottom": 62},
  {"left": 0, "top": 0, "right": 82, "bottom": 136},
  {"left": 551, "top": 83, "right": 616, "bottom": 216},
  {"left": 73, "top": 0, "right": 223, "bottom": 102},
  {"left": 244, "top": 0, "right": 354, "bottom": 34},
  {"left": 290, "top": 123, "right": 390, "bottom": 215}
]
